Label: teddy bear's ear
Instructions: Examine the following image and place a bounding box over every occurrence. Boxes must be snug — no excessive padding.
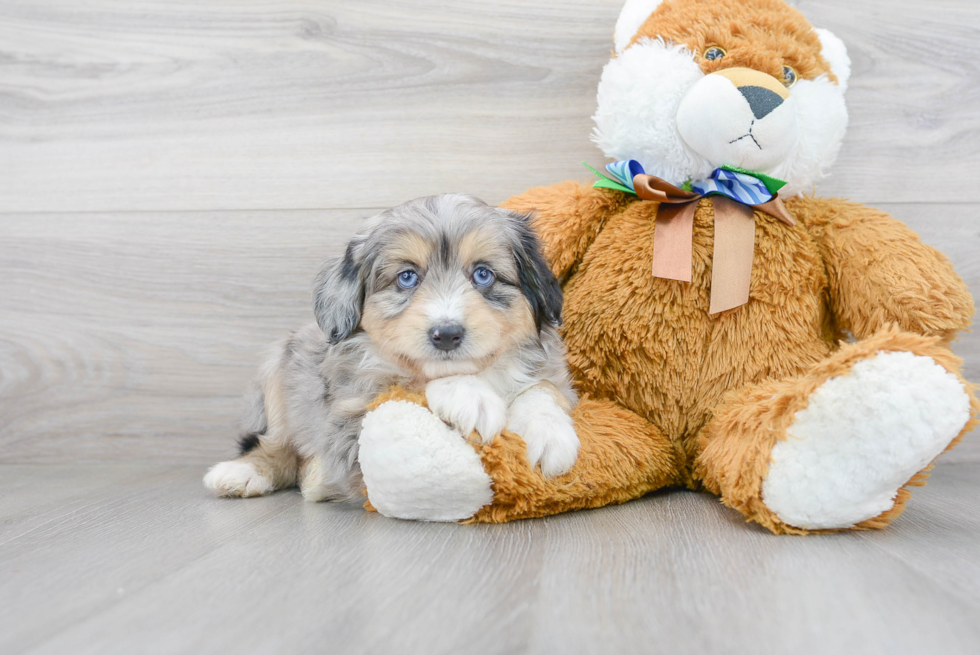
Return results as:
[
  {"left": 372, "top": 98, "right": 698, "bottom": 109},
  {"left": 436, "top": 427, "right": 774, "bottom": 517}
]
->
[
  {"left": 614, "top": 0, "right": 665, "bottom": 54},
  {"left": 814, "top": 28, "right": 851, "bottom": 93}
]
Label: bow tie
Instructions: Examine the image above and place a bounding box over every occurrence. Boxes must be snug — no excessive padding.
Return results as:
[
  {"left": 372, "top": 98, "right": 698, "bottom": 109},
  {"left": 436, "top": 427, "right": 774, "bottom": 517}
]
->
[{"left": 586, "top": 161, "right": 796, "bottom": 314}]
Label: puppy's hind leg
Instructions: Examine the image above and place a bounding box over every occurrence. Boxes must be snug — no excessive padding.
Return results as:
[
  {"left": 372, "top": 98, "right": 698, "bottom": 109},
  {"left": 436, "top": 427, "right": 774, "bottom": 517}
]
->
[
  {"left": 204, "top": 381, "right": 301, "bottom": 498},
  {"left": 204, "top": 437, "right": 300, "bottom": 498}
]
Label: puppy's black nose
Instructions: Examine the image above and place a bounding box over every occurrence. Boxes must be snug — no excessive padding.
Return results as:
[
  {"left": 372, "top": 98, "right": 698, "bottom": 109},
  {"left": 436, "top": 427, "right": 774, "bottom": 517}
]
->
[
  {"left": 429, "top": 324, "right": 465, "bottom": 351},
  {"left": 739, "top": 85, "right": 784, "bottom": 120}
]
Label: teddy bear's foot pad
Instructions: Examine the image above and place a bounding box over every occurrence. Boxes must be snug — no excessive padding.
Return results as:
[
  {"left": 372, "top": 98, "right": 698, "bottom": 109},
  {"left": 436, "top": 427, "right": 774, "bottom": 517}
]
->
[
  {"left": 359, "top": 400, "right": 494, "bottom": 521},
  {"left": 761, "top": 351, "right": 971, "bottom": 530}
]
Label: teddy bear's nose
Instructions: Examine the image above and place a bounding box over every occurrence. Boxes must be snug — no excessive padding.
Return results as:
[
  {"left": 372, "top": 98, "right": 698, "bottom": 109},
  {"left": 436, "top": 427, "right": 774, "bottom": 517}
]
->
[
  {"left": 738, "top": 85, "right": 784, "bottom": 120},
  {"left": 711, "top": 67, "right": 790, "bottom": 120}
]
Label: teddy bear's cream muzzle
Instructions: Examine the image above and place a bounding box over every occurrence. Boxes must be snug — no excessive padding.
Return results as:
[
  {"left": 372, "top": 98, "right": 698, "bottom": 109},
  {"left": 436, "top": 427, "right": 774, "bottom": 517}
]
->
[{"left": 676, "top": 67, "right": 799, "bottom": 174}]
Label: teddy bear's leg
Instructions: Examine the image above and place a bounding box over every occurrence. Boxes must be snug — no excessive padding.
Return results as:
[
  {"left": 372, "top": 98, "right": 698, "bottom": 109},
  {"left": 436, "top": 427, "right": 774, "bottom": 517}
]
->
[
  {"left": 359, "top": 390, "right": 685, "bottom": 522},
  {"left": 470, "top": 396, "right": 684, "bottom": 522},
  {"left": 694, "top": 327, "right": 977, "bottom": 534},
  {"left": 358, "top": 398, "right": 495, "bottom": 521}
]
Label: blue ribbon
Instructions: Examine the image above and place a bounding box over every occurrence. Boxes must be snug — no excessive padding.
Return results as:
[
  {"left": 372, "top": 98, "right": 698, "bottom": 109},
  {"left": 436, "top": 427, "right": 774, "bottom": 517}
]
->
[
  {"left": 604, "top": 160, "right": 646, "bottom": 193},
  {"left": 602, "top": 160, "right": 783, "bottom": 205},
  {"left": 690, "top": 169, "right": 773, "bottom": 205}
]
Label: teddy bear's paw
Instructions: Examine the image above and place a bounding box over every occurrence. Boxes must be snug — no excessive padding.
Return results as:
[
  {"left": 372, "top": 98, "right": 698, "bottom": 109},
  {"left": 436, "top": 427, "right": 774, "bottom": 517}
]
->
[
  {"left": 203, "top": 460, "right": 274, "bottom": 498},
  {"left": 507, "top": 387, "right": 580, "bottom": 477},
  {"left": 761, "top": 351, "right": 971, "bottom": 530},
  {"left": 358, "top": 400, "right": 494, "bottom": 521},
  {"left": 425, "top": 375, "right": 507, "bottom": 443}
]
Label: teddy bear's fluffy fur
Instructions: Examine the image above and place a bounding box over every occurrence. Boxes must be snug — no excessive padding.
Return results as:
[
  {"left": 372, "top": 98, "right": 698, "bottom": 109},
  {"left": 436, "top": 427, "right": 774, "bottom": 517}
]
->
[
  {"left": 596, "top": 0, "right": 850, "bottom": 196},
  {"left": 474, "top": 188, "right": 975, "bottom": 533},
  {"left": 358, "top": 0, "right": 977, "bottom": 533}
]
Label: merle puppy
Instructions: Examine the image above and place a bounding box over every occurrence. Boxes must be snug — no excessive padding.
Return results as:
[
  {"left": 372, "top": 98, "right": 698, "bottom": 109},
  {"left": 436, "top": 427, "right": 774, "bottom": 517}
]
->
[{"left": 204, "top": 194, "right": 579, "bottom": 501}]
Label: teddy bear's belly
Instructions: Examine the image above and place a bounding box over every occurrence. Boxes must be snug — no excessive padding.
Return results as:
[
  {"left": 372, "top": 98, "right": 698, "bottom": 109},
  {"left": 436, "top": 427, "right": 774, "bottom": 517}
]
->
[{"left": 560, "top": 200, "right": 833, "bottom": 461}]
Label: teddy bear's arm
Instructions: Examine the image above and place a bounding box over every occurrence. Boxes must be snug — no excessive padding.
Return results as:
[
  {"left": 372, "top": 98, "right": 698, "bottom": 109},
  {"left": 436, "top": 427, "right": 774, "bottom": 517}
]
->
[
  {"left": 801, "top": 198, "right": 974, "bottom": 342},
  {"left": 502, "top": 181, "right": 633, "bottom": 281}
]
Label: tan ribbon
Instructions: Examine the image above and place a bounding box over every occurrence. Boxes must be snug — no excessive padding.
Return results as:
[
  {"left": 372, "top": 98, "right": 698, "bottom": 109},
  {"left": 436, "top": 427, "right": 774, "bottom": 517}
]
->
[{"left": 633, "top": 173, "right": 796, "bottom": 315}]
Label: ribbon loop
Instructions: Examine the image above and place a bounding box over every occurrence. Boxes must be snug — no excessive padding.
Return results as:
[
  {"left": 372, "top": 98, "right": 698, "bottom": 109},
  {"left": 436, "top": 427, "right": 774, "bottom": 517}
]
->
[
  {"left": 605, "top": 160, "right": 647, "bottom": 192},
  {"left": 633, "top": 174, "right": 699, "bottom": 204}
]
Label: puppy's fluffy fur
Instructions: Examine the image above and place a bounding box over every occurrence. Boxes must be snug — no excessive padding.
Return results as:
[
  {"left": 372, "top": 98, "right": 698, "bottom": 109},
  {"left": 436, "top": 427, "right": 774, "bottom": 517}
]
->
[{"left": 204, "top": 194, "right": 579, "bottom": 502}]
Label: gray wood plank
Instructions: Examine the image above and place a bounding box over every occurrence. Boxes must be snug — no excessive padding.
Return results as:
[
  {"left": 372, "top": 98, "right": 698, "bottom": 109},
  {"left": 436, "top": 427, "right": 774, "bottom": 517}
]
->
[
  {"left": 0, "top": 465, "right": 301, "bottom": 654},
  {"left": 796, "top": 0, "right": 980, "bottom": 202},
  {"left": 2, "top": 463, "right": 978, "bottom": 655},
  {"left": 856, "top": 464, "right": 980, "bottom": 608},
  {"left": 2, "top": 204, "right": 978, "bottom": 463},
  {"left": 0, "top": 464, "right": 182, "bottom": 525},
  {"left": 525, "top": 481, "right": 980, "bottom": 655},
  {"left": 3, "top": 1, "right": 978, "bottom": 651},
  {"left": 0, "top": 0, "right": 978, "bottom": 212},
  {"left": 0, "top": 210, "right": 371, "bottom": 463}
]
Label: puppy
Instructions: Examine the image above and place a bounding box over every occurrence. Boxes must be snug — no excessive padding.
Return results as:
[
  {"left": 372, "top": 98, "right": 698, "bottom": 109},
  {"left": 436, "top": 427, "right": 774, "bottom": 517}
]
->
[{"left": 204, "top": 194, "right": 579, "bottom": 502}]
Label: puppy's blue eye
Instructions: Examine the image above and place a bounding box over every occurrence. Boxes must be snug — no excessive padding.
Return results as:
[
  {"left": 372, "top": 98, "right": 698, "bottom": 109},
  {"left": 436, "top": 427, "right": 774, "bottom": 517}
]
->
[
  {"left": 396, "top": 270, "right": 419, "bottom": 289},
  {"left": 472, "top": 267, "right": 495, "bottom": 287}
]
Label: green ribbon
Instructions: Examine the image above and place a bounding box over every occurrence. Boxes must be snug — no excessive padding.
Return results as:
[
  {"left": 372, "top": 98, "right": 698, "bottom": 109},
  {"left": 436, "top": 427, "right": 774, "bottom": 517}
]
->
[{"left": 583, "top": 162, "right": 786, "bottom": 197}]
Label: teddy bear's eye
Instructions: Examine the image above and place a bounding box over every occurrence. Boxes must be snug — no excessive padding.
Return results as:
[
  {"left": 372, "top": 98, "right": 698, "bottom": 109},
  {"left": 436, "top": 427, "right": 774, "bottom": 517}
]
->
[
  {"left": 703, "top": 46, "right": 727, "bottom": 61},
  {"left": 782, "top": 65, "right": 798, "bottom": 88}
]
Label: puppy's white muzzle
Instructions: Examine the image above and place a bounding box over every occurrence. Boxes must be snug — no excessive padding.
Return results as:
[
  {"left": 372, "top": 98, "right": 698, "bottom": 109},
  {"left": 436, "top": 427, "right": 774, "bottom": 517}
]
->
[{"left": 676, "top": 67, "right": 798, "bottom": 174}]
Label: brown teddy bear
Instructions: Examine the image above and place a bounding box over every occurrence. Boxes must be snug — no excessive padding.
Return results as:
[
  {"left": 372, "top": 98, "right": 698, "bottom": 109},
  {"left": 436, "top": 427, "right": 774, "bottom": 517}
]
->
[{"left": 356, "top": 0, "right": 977, "bottom": 534}]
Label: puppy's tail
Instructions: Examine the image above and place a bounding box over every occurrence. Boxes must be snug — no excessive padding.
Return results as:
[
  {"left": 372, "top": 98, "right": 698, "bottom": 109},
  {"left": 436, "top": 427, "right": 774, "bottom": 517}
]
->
[{"left": 237, "top": 384, "right": 268, "bottom": 455}]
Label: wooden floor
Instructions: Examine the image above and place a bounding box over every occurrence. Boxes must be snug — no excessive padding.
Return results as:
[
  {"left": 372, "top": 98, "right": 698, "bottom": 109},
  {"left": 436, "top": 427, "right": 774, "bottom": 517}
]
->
[
  {"left": 1, "top": 462, "right": 979, "bottom": 655},
  {"left": 3, "top": 0, "right": 980, "bottom": 652}
]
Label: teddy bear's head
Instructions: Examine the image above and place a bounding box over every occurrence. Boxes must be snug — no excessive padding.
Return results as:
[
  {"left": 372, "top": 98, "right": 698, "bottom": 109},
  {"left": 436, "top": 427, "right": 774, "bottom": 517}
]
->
[{"left": 593, "top": 0, "right": 850, "bottom": 197}]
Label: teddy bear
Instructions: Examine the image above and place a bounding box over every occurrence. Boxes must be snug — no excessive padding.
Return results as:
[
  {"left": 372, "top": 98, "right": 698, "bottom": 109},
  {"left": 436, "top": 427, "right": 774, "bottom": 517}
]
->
[{"left": 355, "top": 0, "right": 977, "bottom": 534}]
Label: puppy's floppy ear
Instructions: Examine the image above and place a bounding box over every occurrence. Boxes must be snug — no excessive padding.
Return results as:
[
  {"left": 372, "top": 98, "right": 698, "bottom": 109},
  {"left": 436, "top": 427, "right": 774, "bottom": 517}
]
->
[
  {"left": 314, "top": 238, "right": 366, "bottom": 344},
  {"left": 503, "top": 209, "right": 563, "bottom": 330}
]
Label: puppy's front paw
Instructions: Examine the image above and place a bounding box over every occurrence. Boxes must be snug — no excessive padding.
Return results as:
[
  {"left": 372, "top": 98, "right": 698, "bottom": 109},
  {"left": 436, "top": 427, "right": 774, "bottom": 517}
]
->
[
  {"left": 203, "top": 460, "right": 274, "bottom": 497},
  {"left": 425, "top": 375, "right": 507, "bottom": 443},
  {"left": 508, "top": 387, "right": 580, "bottom": 477}
]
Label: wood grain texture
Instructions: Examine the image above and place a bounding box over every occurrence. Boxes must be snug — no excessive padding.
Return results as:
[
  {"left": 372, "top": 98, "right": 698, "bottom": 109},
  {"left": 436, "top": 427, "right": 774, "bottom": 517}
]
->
[
  {"left": 0, "top": 210, "right": 372, "bottom": 463},
  {"left": 2, "top": 203, "right": 977, "bottom": 464},
  {"left": 0, "top": 0, "right": 978, "bottom": 212},
  {"left": 2, "top": 3, "right": 978, "bottom": 652},
  {"left": 1, "top": 463, "right": 979, "bottom": 655}
]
